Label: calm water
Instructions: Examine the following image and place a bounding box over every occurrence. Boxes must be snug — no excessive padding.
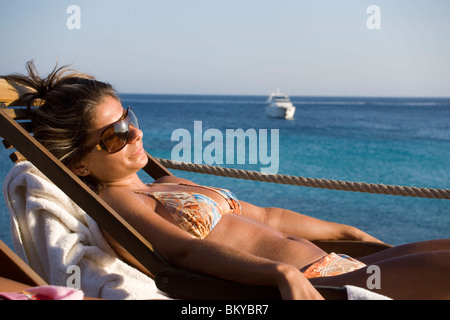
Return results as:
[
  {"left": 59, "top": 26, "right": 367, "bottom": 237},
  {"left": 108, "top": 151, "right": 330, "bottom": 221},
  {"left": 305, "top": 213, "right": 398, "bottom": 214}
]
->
[{"left": 0, "top": 95, "right": 449, "bottom": 247}]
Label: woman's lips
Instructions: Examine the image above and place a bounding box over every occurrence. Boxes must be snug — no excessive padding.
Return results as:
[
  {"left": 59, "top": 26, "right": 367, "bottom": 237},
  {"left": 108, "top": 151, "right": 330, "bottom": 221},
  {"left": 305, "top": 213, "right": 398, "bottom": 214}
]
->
[{"left": 130, "top": 144, "right": 144, "bottom": 157}]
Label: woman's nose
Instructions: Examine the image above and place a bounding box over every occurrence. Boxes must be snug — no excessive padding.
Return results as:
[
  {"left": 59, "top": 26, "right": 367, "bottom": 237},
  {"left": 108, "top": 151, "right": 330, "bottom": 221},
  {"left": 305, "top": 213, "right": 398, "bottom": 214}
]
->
[{"left": 128, "top": 124, "right": 143, "bottom": 143}]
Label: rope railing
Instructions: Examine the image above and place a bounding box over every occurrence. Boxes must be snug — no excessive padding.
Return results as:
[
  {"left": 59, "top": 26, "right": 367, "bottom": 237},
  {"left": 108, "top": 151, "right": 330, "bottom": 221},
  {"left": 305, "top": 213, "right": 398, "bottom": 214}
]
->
[{"left": 155, "top": 158, "right": 450, "bottom": 200}]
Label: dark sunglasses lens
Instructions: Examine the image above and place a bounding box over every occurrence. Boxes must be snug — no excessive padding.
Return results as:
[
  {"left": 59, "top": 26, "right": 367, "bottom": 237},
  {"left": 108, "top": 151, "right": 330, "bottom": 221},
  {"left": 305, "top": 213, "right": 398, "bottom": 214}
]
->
[
  {"left": 103, "top": 121, "right": 128, "bottom": 153},
  {"left": 99, "top": 108, "right": 139, "bottom": 154}
]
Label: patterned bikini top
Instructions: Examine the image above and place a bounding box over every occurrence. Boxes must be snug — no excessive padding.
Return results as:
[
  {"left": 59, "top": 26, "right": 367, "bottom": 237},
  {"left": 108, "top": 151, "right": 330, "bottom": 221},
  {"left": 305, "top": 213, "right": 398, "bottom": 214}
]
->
[{"left": 134, "top": 183, "right": 241, "bottom": 239}]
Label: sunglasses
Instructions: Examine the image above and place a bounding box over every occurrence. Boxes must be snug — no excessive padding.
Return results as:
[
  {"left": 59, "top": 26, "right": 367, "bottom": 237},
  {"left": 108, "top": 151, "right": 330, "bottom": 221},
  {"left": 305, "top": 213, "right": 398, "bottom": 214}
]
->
[{"left": 89, "top": 107, "right": 140, "bottom": 154}]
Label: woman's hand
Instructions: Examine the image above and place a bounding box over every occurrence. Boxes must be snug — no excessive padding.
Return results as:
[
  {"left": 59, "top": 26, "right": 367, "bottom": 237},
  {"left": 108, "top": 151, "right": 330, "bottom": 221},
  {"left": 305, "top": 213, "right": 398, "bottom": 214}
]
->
[
  {"left": 343, "top": 225, "right": 384, "bottom": 243},
  {"left": 275, "top": 264, "right": 324, "bottom": 300}
]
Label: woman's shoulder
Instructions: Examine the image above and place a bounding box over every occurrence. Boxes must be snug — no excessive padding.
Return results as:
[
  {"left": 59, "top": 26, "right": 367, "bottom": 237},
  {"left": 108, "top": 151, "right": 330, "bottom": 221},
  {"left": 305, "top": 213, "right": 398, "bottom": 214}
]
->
[
  {"left": 98, "top": 184, "right": 145, "bottom": 208},
  {"left": 98, "top": 186, "right": 159, "bottom": 221}
]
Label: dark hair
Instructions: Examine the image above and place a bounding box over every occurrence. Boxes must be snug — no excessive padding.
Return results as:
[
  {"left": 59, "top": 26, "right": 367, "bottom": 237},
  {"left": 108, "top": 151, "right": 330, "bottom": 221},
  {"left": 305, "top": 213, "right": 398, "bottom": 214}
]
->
[{"left": 1, "top": 61, "right": 119, "bottom": 191}]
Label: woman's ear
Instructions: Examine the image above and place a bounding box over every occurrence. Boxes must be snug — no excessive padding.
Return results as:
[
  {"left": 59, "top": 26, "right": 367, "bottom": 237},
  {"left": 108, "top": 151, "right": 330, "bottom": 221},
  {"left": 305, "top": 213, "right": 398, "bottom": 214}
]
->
[{"left": 69, "top": 160, "right": 90, "bottom": 177}]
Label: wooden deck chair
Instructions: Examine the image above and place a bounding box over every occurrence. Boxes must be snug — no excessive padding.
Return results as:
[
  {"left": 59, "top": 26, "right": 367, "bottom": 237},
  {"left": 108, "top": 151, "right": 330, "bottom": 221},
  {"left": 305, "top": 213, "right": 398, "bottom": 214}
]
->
[
  {"left": 0, "top": 238, "right": 47, "bottom": 288},
  {"left": 0, "top": 79, "right": 391, "bottom": 299}
]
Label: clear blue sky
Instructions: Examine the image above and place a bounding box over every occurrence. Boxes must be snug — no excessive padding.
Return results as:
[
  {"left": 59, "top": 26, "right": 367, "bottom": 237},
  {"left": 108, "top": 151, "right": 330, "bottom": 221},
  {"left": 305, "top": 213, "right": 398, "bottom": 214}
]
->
[{"left": 1, "top": 0, "right": 449, "bottom": 97}]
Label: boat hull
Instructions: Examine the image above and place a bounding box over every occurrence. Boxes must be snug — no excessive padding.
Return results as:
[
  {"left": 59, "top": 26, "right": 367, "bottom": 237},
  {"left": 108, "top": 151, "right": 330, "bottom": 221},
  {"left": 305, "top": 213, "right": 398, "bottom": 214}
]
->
[{"left": 265, "top": 104, "right": 296, "bottom": 119}]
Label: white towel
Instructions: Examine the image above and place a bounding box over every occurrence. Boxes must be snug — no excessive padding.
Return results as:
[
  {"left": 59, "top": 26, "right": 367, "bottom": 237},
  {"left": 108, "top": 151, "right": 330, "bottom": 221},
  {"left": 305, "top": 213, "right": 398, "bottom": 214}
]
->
[
  {"left": 345, "top": 285, "right": 392, "bottom": 300},
  {"left": 2, "top": 161, "right": 171, "bottom": 300}
]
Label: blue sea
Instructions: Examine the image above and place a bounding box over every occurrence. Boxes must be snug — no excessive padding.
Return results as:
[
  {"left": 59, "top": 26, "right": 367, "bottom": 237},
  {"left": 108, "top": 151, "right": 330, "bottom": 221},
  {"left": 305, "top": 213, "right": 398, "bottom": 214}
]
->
[{"left": 0, "top": 95, "right": 449, "bottom": 248}]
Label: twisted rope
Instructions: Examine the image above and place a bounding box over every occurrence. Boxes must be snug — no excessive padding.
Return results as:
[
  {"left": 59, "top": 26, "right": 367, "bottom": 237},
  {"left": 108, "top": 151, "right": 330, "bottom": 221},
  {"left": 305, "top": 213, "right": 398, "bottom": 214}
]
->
[{"left": 156, "top": 158, "right": 450, "bottom": 199}]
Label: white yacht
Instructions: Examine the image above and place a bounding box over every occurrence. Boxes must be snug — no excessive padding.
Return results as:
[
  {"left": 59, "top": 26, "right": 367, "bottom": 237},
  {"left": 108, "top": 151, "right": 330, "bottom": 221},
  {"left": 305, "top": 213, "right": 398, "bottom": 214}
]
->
[{"left": 265, "top": 89, "right": 296, "bottom": 119}]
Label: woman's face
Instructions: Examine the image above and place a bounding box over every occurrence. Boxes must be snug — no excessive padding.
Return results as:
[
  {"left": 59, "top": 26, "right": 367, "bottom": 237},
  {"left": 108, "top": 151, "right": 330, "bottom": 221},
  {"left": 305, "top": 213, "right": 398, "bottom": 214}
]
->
[{"left": 76, "top": 95, "right": 148, "bottom": 185}]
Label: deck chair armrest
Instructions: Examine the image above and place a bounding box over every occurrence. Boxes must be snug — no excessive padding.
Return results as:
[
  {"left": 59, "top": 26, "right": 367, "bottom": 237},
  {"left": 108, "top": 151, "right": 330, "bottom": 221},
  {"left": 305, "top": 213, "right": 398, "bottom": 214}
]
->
[
  {"left": 0, "top": 240, "right": 47, "bottom": 287},
  {"left": 155, "top": 268, "right": 280, "bottom": 300},
  {"left": 312, "top": 240, "right": 392, "bottom": 257},
  {"left": 155, "top": 268, "right": 347, "bottom": 300}
]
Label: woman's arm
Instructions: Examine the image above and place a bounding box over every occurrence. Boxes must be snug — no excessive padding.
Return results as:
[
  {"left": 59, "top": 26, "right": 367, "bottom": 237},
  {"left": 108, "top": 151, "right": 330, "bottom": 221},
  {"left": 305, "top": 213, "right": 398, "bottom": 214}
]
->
[
  {"left": 240, "top": 201, "right": 381, "bottom": 242},
  {"left": 180, "top": 238, "right": 323, "bottom": 300},
  {"left": 153, "top": 176, "right": 379, "bottom": 242},
  {"left": 100, "top": 188, "right": 323, "bottom": 300},
  {"left": 273, "top": 207, "right": 381, "bottom": 242}
]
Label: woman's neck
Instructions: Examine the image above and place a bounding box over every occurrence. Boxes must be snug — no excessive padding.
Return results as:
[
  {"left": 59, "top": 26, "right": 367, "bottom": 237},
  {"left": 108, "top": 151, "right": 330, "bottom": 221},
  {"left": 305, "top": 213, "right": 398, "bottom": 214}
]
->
[{"left": 102, "top": 173, "right": 147, "bottom": 190}]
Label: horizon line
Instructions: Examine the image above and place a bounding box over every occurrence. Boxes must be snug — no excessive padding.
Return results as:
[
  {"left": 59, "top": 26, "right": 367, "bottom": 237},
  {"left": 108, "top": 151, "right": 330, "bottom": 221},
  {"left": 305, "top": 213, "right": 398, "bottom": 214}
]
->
[{"left": 118, "top": 92, "right": 450, "bottom": 99}]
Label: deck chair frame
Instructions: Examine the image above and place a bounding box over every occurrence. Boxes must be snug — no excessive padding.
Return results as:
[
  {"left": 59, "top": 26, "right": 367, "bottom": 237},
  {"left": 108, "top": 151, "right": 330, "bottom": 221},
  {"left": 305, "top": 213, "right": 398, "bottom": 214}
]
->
[
  {"left": 0, "top": 79, "right": 390, "bottom": 299},
  {"left": 0, "top": 238, "right": 47, "bottom": 287}
]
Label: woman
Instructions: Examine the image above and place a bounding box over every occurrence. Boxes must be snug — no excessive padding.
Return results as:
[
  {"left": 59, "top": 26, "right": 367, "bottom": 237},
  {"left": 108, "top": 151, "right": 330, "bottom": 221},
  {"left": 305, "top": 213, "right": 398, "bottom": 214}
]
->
[{"left": 2, "top": 62, "right": 449, "bottom": 300}]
